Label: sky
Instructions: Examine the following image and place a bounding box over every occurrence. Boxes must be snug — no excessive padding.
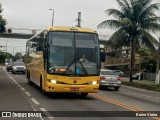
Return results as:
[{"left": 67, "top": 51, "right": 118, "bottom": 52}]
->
[
  {"left": 0, "top": 0, "right": 119, "bottom": 34},
  {"left": 0, "top": 0, "right": 160, "bottom": 55}
]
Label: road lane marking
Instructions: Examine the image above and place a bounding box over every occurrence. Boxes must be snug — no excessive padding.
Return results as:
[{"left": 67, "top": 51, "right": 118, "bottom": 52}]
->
[
  {"left": 90, "top": 93, "right": 142, "bottom": 111},
  {"left": 90, "top": 93, "right": 160, "bottom": 120},
  {"left": 25, "top": 92, "right": 31, "bottom": 97},
  {"left": 31, "top": 105, "right": 36, "bottom": 111},
  {"left": 40, "top": 108, "right": 55, "bottom": 120},
  {"left": 40, "top": 117, "right": 44, "bottom": 120},
  {"left": 40, "top": 108, "right": 47, "bottom": 111},
  {"left": 3, "top": 68, "right": 50, "bottom": 120},
  {"left": 20, "top": 87, "right": 25, "bottom": 91},
  {"left": 7, "top": 74, "right": 15, "bottom": 81},
  {"left": 120, "top": 89, "right": 160, "bottom": 101},
  {"left": 132, "top": 92, "right": 160, "bottom": 100},
  {"left": 31, "top": 106, "right": 44, "bottom": 120},
  {"left": 14, "top": 81, "right": 18, "bottom": 84},
  {"left": 47, "top": 116, "right": 55, "bottom": 120},
  {"left": 30, "top": 98, "right": 40, "bottom": 105}
]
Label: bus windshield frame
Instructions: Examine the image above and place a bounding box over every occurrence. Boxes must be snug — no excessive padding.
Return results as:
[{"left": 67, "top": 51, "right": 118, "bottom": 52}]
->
[{"left": 47, "top": 31, "right": 100, "bottom": 76}]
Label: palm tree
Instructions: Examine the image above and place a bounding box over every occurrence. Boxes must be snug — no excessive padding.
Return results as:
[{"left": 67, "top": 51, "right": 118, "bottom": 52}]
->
[{"left": 98, "top": 0, "right": 160, "bottom": 82}]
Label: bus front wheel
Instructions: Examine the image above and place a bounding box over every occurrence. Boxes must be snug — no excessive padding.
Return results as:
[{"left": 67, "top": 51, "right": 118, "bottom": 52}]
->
[
  {"left": 28, "top": 72, "right": 32, "bottom": 86},
  {"left": 81, "top": 93, "right": 88, "bottom": 97},
  {"left": 40, "top": 77, "right": 48, "bottom": 95}
]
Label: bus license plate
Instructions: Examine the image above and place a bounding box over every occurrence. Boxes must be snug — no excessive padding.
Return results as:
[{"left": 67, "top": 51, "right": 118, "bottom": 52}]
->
[{"left": 70, "top": 87, "right": 79, "bottom": 91}]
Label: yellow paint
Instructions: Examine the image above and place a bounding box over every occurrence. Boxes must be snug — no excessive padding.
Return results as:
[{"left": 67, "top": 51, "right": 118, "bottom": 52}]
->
[
  {"left": 46, "top": 26, "right": 97, "bottom": 33},
  {"left": 90, "top": 93, "right": 160, "bottom": 120},
  {"left": 25, "top": 26, "right": 100, "bottom": 94}
]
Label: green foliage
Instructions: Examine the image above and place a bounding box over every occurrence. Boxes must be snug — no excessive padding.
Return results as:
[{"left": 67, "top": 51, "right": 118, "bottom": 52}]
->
[
  {"left": 98, "top": 0, "right": 160, "bottom": 82},
  {"left": 138, "top": 47, "right": 157, "bottom": 72},
  {"left": 122, "top": 81, "right": 160, "bottom": 92},
  {"left": 98, "top": 0, "right": 160, "bottom": 52},
  {"left": 0, "top": 51, "right": 12, "bottom": 64},
  {"left": 0, "top": 3, "right": 7, "bottom": 33},
  {"left": 13, "top": 52, "right": 22, "bottom": 61}
]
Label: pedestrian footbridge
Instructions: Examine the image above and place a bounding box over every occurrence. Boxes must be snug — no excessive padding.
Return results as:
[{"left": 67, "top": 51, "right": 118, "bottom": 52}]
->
[{"left": 0, "top": 27, "right": 42, "bottom": 39}]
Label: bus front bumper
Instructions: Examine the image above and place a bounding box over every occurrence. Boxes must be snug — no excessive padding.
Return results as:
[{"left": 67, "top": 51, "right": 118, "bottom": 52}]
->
[{"left": 45, "top": 83, "right": 99, "bottom": 93}]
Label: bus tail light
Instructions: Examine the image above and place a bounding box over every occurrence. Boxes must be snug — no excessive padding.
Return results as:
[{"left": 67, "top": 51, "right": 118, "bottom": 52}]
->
[
  {"left": 117, "top": 77, "right": 122, "bottom": 81},
  {"left": 100, "top": 76, "right": 106, "bottom": 80}
]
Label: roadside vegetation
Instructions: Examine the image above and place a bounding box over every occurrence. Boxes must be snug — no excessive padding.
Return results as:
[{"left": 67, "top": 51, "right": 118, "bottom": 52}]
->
[
  {"left": 0, "top": 51, "right": 12, "bottom": 65},
  {"left": 98, "top": 0, "right": 160, "bottom": 82},
  {"left": 0, "top": 51, "right": 23, "bottom": 65},
  {"left": 0, "top": 3, "right": 7, "bottom": 32},
  {"left": 122, "top": 80, "right": 160, "bottom": 92}
]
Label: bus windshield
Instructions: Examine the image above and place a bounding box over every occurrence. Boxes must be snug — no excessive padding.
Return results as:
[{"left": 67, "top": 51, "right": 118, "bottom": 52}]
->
[{"left": 48, "top": 32, "right": 100, "bottom": 76}]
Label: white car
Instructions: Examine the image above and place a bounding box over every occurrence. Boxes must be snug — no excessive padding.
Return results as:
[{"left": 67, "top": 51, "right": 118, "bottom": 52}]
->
[
  {"left": 5, "top": 58, "right": 12, "bottom": 66},
  {"left": 100, "top": 69, "right": 121, "bottom": 91},
  {"left": 12, "top": 62, "right": 26, "bottom": 74}
]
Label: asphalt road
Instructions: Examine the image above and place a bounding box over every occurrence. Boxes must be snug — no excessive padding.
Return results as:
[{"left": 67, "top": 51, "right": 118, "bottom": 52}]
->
[{"left": 0, "top": 66, "right": 159, "bottom": 120}]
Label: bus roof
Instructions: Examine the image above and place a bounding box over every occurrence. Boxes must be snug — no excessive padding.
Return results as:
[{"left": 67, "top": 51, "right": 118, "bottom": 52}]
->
[{"left": 46, "top": 26, "right": 97, "bottom": 34}]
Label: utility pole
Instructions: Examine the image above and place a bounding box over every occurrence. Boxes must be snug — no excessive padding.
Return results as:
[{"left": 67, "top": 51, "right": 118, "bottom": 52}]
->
[
  {"left": 129, "top": 36, "right": 134, "bottom": 82},
  {"left": 6, "top": 41, "right": 8, "bottom": 53},
  {"left": 156, "top": 37, "right": 160, "bottom": 84},
  {"left": 49, "top": 9, "right": 54, "bottom": 26},
  {"left": 76, "top": 12, "right": 82, "bottom": 27}
]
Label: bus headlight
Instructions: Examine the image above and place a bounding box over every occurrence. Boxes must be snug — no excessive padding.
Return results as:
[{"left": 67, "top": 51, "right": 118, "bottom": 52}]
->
[
  {"left": 51, "top": 80, "right": 57, "bottom": 84},
  {"left": 92, "top": 81, "right": 97, "bottom": 85},
  {"left": 89, "top": 81, "right": 98, "bottom": 85}
]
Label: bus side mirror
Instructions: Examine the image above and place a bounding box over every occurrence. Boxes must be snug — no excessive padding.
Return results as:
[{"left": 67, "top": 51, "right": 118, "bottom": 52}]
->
[
  {"left": 100, "top": 51, "right": 105, "bottom": 62},
  {"left": 43, "top": 40, "right": 47, "bottom": 49},
  {"left": 43, "top": 48, "right": 48, "bottom": 57}
]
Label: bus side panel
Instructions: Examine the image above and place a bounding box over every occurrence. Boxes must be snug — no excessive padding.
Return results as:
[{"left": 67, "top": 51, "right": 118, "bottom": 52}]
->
[
  {"left": 25, "top": 52, "right": 44, "bottom": 87},
  {"left": 34, "top": 52, "right": 44, "bottom": 87}
]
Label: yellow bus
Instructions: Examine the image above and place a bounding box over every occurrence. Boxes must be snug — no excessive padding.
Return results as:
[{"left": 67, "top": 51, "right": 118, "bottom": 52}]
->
[{"left": 25, "top": 26, "right": 100, "bottom": 96}]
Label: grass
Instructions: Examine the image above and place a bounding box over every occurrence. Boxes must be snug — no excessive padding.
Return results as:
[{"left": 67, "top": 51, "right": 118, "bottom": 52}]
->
[{"left": 121, "top": 81, "right": 160, "bottom": 92}]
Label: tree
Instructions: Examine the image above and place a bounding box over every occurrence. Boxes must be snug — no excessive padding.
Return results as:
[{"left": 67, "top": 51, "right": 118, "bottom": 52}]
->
[
  {"left": 98, "top": 0, "right": 160, "bottom": 82},
  {"left": 0, "top": 51, "right": 12, "bottom": 64},
  {"left": 138, "top": 47, "right": 157, "bottom": 72},
  {"left": 0, "top": 3, "right": 7, "bottom": 33},
  {"left": 14, "top": 52, "right": 22, "bottom": 60}
]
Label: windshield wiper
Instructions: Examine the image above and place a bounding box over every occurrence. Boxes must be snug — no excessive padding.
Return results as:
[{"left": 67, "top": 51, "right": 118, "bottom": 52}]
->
[
  {"left": 65, "top": 58, "right": 88, "bottom": 75},
  {"left": 65, "top": 57, "right": 77, "bottom": 71},
  {"left": 77, "top": 61, "right": 88, "bottom": 75}
]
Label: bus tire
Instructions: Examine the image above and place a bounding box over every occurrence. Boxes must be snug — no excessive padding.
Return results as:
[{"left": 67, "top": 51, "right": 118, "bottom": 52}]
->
[
  {"left": 42, "top": 89, "right": 48, "bottom": 95},
  {"left": 114, "top": 87, "right": 119, "bottom": 91},
  {"left": 28, "top": 72, "right": 32, "bottom": 86},
  {"left": 81, "top": 93, "right": 88, "bottom": 97},
  {"left": 12, "top": 71, "right": 15, "bottom": 74},
  {"left": 40, "top": 76, "right": 48, "bottom": 95}
]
